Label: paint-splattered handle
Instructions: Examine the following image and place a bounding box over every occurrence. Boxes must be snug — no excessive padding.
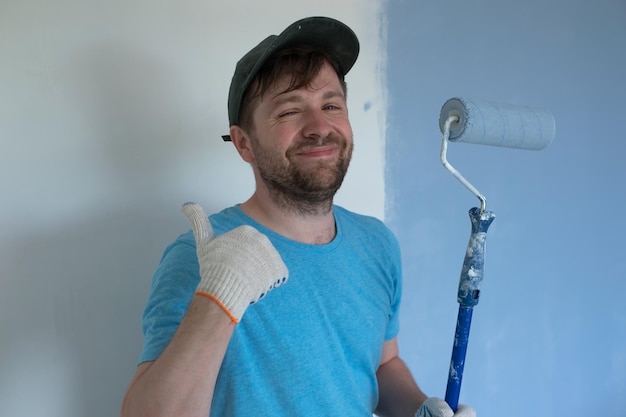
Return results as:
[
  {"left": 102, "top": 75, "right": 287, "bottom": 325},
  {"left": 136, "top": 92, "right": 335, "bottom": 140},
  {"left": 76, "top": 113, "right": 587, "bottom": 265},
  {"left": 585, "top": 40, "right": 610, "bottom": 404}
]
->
[
  {"left": 457, "top": 208, "right": 496, "bottom": 307},
  {"left": 445, "top": 207, "right": 495, "bottom": 411}
]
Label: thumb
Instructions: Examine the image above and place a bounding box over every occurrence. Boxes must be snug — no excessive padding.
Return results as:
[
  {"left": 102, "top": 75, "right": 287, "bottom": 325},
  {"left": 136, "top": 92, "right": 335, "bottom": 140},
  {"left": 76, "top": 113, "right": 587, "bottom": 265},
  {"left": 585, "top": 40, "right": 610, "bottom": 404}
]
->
[{"left": 181, "top": 202, "right": 215, "bottom": 243}]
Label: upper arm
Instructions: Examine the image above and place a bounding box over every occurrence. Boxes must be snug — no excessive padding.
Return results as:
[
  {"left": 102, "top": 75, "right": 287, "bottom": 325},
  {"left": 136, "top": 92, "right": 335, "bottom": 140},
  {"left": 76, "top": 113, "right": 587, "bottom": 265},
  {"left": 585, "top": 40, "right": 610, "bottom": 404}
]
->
[
  {"left": 124, "top": 362, "right": 153, "bottom": 393},
  {"left": 121, "top": 361, "right": 154, "bottom": 414},
  {"left": 379, "top": 337, "right": 399, "bottom": 368},
  {"left": 375, "top": 337, "right": 427, "bottom": 415}
]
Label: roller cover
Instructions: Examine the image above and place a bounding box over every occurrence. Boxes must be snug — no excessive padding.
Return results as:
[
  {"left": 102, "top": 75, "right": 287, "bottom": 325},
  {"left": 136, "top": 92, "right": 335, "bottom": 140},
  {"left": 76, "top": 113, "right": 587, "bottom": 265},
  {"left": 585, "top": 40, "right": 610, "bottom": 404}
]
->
[{"left": 439, "top": 97, "right": 555, "bottom": 150}]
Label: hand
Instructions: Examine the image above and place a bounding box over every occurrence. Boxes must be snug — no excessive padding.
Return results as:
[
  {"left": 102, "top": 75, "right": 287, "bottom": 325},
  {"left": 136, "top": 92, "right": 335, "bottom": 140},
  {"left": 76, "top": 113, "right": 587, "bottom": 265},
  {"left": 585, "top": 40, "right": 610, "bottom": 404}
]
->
[
  {"left": 416, "top": 397, "right": 476, "bottom": 417},
  {"left": 182, "top": 202, "right": 288, "bottom": 323}
]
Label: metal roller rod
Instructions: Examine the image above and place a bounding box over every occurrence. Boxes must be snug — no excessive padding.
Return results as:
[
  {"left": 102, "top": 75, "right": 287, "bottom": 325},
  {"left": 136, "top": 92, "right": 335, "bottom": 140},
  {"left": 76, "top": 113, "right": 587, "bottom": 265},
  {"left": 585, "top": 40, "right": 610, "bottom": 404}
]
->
[{"left": 440, "top": 116, "right": 487, "bottom": 213}]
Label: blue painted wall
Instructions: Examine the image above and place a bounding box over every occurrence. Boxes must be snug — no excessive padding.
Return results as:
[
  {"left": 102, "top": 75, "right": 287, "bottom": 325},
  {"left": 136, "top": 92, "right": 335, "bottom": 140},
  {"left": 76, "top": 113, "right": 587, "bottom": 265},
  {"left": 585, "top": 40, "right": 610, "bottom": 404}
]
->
[{"left": 385, "top": 1, "right": 626, "bottom": 415}]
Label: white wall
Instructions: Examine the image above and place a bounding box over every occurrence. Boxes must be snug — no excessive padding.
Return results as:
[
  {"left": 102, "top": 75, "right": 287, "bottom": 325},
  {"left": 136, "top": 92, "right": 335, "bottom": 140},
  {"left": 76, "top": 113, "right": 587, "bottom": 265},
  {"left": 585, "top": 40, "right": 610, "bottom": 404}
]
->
[{"left": 0, "top": 2, "right": 386, "bottom": 416}]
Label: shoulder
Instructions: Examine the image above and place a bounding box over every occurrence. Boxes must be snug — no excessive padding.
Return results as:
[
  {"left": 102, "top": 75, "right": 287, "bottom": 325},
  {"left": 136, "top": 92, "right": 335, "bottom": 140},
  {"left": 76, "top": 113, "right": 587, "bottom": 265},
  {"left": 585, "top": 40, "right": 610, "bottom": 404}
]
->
[
  {"left": 334, "top": 205, "right": 398, "bottom": 246},
  {"left": 208, "top": 205, "right": 253, "bottom": 235},
  {"left": 334, "top": 205, "right": 387, "bottom": 227}
]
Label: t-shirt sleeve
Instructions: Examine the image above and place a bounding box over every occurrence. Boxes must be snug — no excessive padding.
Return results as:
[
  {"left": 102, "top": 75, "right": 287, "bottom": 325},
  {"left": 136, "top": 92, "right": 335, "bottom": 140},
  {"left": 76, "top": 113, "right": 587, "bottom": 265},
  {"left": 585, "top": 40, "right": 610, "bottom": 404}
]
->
[
  {"left": 139, "top": 233, "right": 200, "bottom": 364},
  {"left": 384, "top": 228, "right": 403, "bottom": 342}
]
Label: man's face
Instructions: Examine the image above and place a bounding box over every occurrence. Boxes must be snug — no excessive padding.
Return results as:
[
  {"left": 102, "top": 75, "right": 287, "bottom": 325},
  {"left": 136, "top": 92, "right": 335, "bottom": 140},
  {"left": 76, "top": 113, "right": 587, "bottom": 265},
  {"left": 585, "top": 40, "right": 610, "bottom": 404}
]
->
[{"left": 246, "top": 61, "right": 354, "bottom": 210}]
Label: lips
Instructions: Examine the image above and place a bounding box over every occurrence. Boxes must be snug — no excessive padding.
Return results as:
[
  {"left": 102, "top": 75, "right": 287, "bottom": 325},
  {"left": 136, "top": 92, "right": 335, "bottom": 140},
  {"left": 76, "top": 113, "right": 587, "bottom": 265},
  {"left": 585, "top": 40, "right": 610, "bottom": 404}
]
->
[
  {"left": 295, "top": 145, "right": 338, "bottom": 157},
  {"left": 290, "top": 136, "right": 345, "bottom": 158}
]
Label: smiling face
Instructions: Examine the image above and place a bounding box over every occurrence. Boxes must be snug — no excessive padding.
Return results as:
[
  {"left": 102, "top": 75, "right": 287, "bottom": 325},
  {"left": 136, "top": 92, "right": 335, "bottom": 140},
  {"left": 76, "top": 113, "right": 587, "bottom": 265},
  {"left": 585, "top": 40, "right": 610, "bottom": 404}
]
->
[{"left": 235, "top": 59, "right": 354, "bottom": 214}]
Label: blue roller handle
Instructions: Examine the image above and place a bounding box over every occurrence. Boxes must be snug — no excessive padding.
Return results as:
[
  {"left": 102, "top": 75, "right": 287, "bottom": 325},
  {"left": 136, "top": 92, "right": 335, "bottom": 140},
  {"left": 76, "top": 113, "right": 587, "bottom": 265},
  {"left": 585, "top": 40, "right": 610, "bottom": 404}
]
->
[{"left": 445, "top": 207, "right": 495, "bottom": 411}]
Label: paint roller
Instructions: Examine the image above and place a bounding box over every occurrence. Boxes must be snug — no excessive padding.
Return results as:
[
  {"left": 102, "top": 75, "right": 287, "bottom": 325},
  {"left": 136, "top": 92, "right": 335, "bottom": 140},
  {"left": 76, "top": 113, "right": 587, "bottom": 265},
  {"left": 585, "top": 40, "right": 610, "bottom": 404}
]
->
[{"left": 437, "top": 97, "right": 555, "bottom": 411}]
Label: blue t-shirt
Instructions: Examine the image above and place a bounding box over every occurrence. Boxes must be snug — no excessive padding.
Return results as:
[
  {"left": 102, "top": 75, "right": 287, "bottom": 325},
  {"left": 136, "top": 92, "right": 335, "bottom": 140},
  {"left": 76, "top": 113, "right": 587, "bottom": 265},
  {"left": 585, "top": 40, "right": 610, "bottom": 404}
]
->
[{"left": 140, "top": 205, "right": 403, "bottom": 416}]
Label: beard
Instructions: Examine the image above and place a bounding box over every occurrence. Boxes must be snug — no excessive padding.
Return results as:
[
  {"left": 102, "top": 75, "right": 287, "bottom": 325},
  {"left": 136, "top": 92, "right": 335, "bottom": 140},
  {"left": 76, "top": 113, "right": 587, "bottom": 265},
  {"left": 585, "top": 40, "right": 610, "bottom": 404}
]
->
[{"left": 251, "top": 133, "right": 353, "bottom": 216}]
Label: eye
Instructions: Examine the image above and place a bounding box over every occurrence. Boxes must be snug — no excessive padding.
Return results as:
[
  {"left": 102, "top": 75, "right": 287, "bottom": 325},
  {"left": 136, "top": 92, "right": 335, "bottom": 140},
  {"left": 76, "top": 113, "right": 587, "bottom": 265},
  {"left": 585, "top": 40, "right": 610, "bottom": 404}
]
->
[
  {"left": 323, "top": 104, "right": 342, "bottom": 111},
  {"left": 278, "top": 109, "right": 299, "bottom": 118}
]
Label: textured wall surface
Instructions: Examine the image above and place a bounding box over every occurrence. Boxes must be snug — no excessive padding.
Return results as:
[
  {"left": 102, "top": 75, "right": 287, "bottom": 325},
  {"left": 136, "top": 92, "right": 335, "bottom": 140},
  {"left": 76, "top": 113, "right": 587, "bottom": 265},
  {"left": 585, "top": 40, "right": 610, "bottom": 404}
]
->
[{"left": 386, "top": 1, "right": 626, "bottom": 415}]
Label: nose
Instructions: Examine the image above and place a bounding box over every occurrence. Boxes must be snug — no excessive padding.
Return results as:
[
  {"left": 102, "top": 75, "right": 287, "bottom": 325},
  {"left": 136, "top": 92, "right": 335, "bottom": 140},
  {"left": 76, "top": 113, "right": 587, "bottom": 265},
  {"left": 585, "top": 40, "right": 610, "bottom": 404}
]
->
[{"left": 301, "top": 108, "right": 332, "bottom": 140}]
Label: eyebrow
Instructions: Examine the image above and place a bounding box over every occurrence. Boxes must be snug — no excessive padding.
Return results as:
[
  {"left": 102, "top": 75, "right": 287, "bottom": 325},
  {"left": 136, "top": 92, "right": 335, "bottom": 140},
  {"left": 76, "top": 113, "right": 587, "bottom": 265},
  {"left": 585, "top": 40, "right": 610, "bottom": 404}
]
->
[{"left": 270, "top": 89, "right": 346, "bottom": 108}]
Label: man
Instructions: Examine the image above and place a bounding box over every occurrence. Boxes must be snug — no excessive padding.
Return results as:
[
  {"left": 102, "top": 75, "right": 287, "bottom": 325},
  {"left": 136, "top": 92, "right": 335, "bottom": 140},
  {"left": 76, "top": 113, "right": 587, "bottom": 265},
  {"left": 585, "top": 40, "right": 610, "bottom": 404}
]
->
[{"left": 121, "top": 16, "right": 475, "bottom": 417}]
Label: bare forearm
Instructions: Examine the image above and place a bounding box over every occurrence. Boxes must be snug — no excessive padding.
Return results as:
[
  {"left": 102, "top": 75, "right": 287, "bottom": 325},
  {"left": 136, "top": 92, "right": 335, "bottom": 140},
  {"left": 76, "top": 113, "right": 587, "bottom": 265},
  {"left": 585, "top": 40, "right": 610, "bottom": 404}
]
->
[
  {"left": 121, "top": 296, "right": 234, "bottom": 417},
  {"left": 375, "top": 356, "right": 427, "bottom": 417}
]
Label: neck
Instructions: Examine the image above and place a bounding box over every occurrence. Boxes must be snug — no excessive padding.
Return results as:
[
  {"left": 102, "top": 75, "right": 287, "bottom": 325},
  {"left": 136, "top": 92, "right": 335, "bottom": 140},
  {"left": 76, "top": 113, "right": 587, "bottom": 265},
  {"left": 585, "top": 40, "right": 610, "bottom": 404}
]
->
[{"left": 239, "top": 192, "right": 336, "bottom": 245}]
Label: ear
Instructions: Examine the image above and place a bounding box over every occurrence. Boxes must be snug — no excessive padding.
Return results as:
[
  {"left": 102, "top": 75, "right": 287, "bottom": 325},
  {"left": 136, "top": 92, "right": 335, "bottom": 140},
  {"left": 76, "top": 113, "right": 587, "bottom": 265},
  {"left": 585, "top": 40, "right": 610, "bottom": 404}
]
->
[{"left": 229, "top": 125, "right": 255, "bottom": 163}]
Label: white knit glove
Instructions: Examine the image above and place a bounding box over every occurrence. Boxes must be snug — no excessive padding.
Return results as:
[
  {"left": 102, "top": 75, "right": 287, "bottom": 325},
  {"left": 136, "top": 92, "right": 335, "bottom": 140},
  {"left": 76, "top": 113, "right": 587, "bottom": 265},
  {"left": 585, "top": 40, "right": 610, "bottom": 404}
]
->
[
  {"left": 181, "top": 202, "right": 288, "bottom": 324},
  {"left": 416, "top": 397, "right": 476, "bottom": 417}
]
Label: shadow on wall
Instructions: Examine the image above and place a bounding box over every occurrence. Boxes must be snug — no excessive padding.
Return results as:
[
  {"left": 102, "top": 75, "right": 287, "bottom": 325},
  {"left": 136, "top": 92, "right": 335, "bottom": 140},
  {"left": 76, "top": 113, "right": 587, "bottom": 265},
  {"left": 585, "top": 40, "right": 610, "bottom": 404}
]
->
[
  {"left": 0, "top": 206, "right": 188, "bottom": 416},
  {"left": 0, "top": 42, "right": 220, "bottom": 417}
]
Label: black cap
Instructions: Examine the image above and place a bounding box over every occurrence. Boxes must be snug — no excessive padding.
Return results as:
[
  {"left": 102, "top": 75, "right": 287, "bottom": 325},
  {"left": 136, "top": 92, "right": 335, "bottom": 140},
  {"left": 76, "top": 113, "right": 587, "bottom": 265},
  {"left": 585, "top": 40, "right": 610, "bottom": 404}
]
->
[{"left": 221, "top": 16, "right": 360, "bottom": 141}]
